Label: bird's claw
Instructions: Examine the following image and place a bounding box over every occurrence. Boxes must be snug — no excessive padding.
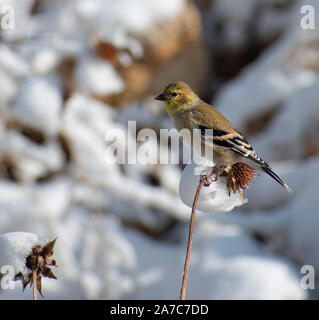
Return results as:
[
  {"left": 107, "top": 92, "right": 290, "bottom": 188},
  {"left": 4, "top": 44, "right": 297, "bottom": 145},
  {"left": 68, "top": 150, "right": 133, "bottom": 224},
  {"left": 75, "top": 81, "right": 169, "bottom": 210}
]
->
[
  {"left": 200, "top": 166, "right": 221, "bottom": 187},
  {"left": 200, "top": 175, "right": 213, "bottom": 187}
]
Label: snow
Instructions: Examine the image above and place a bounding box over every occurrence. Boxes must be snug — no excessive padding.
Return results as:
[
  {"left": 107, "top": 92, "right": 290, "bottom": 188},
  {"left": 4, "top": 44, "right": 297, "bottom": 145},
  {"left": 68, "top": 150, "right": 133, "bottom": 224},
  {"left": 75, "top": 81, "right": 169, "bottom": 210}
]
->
[
  {"left": 0, "top": 45, "right": 30, "bottom": 78},
  {"left": 72, "top": 0, "right": 185, "bottom": 34},
  {"left": 0, "top": 232, "right": 38, "bottom": 279},
  {"left": 74, "top": 55, "right": 125, "bottom": 96},
  {"left": 33, "top": 178, "right": 71, "bottom": 219},
  {"left": 0, "top": 0, "right": 35, "bottom": 42},
  {"left": 0, "top": 0, "right": 318, "bottom": 300},
  {"left": 0, "top": 68, "right": 16, "bottom": 107},
  {"left": 179, "top": 160, "right": 247, "bottom": 213},
  {"left": 1, "top": 130, "right": 64, "bottom": 182},
  {"left": 0, "top": 181, "right": 33, "bottom": 218},
  {"left": 215, "top": 68, "right": 316, "bottom": 130},
  {"left": 0, "top": 215, "right": 137, "bottom": 300},
  {"left": 214, "top": 1, "right": 319, "bottom": 133},
  {"left": 129, "top": 219, "right": 305, "bottom": 299},
  {"left": 61, "top": 93, "right": 121, "bottom": 177},
  {"left": 31, "top": 48, "right": 60, "bottom": 74},
  {"left": 251, "top": 76, "right": 319, "bottom": 161},
  {"left": 13, "top": 75, "right": 63, "bottom": 136},
  {"left": 217, "top": 157, "right": 319, "bottom": 277}
]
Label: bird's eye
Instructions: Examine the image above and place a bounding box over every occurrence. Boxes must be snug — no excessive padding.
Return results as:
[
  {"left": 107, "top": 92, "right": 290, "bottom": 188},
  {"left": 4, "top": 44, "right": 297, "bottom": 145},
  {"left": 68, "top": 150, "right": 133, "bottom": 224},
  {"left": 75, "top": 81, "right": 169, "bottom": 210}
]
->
[{"left": 171, "top": 92, "right": 178, "bottom": 97}]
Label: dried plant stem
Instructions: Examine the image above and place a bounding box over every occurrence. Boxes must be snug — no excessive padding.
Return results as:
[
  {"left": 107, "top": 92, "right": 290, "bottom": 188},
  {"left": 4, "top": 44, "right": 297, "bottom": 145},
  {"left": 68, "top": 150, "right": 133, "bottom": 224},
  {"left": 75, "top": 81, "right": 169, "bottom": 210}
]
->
[
  {"left": 32, "top": 270, "right": 37, "bottom": 300},
  {"left": 180, "top": 176, "right": 207, "bottom": 300}
]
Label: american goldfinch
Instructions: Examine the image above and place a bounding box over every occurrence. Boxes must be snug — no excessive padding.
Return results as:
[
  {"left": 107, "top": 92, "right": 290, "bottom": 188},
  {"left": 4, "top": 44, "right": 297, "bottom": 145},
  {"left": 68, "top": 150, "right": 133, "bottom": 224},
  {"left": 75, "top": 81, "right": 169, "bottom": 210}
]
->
[{"left": 155, "top": 81, "right": 292, "bottom": 192}]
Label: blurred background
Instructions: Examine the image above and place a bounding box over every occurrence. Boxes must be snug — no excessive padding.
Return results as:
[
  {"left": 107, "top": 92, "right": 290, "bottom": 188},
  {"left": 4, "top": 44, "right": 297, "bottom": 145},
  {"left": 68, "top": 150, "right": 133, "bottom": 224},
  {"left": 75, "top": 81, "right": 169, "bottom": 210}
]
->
[{"left": 0, "top": 0, "right": 318, "bottom": 299}]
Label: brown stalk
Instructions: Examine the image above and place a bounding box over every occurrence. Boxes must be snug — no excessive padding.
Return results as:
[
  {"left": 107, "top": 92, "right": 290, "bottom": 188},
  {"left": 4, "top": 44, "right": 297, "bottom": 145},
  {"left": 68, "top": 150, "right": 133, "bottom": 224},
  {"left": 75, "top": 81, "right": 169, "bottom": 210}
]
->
[
  {"left": 179, "top": 163, "right": 255, "bottom": 299},
  {"left": 32, "top": 270, "right": 37, "bottom": 300},
  {"left": 180, "top": 176, "right": 207, "bottom": 300}
]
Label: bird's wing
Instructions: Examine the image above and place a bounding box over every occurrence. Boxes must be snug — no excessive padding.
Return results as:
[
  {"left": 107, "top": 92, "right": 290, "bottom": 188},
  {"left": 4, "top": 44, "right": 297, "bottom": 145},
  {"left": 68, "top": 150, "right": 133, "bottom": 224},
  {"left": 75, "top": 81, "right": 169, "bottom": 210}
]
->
[
  {"left": 193, "top": 124, "right": 267, "bottom": 167},
  {"left": 188, "top": 103, "right": 267, "bottom": 166},
  {"left": 188, "top": 103, "right": 292, "bottom": 192}
]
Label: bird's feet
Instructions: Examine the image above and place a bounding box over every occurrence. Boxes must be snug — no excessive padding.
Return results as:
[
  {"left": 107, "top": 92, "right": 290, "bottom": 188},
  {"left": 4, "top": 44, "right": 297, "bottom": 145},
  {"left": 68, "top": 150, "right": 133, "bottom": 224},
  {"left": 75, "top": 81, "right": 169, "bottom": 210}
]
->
[
  {"left": 200, "top": 166, "right": 221, "bottom": 187},
  {"left": 200, "top": 163, "right": 255, "bottom": 196}
]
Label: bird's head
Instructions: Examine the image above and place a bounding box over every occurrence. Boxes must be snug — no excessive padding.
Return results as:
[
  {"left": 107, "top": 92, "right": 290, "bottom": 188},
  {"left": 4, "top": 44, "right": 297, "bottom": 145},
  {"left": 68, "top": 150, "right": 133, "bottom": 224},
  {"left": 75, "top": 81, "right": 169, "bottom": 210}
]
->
[{"left": 155, "top": 81, "right": 199, "bottom": 112}]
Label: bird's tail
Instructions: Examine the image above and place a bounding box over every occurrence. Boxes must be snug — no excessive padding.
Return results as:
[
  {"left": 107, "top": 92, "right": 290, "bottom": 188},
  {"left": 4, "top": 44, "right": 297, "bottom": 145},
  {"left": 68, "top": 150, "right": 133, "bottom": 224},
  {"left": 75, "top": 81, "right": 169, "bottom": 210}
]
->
[{"left": 262, "top": 166, "right": 293, "bottom": 193}]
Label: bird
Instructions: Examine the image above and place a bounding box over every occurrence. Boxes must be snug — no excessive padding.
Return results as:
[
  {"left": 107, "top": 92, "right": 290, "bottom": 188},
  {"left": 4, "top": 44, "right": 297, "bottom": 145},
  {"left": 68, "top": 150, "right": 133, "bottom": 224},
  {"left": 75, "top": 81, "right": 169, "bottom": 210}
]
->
[{"left": 155, "top": 81, "right": 292, "bottom": 193}]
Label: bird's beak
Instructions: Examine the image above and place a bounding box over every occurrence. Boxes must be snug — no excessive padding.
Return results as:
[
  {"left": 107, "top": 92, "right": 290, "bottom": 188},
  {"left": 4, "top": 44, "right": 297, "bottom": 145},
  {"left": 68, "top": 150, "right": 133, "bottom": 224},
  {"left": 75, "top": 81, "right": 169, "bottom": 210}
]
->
[{"left": 155, "top": 92, "right": 168, "bottom": 101}]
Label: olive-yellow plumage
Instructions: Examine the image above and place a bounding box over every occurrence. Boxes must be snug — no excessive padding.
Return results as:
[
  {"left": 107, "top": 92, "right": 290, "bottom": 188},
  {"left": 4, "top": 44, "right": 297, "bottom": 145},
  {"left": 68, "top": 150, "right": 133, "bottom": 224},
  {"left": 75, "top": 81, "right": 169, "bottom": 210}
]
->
[{"left": 155, "top": 81, "right": 292, "bottom": 192}]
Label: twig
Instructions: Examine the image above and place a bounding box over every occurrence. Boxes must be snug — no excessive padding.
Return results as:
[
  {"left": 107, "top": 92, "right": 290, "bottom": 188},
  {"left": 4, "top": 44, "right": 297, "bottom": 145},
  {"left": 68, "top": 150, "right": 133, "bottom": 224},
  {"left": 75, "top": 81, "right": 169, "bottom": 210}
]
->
[
  {"left": 180, "top": 176, "right": 207, "bottom": 300},
  {"left": 32, "top": 270, "right": 37, "bottom": 300}
]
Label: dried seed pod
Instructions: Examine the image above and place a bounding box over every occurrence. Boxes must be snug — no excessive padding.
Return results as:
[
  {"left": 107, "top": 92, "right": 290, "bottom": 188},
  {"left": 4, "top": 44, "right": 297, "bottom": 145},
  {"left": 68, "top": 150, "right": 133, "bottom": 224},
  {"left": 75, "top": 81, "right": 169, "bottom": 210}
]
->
[
  {"left": 23, "top": 238, "right": 58, "bottom": 298},
  {"left": 226, "top": 162, "right": 256, "bottom": 197}
]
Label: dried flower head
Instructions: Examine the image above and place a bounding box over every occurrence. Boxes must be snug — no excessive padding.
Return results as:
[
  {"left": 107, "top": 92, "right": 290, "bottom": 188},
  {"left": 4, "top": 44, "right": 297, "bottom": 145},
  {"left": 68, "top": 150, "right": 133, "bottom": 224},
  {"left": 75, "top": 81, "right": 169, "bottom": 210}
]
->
[
  {"left": 15, "top": 238, "right": 58, "bottom": 297},
  {"left": 224, "top": 162, "right": 256, "bottom": 197}
]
